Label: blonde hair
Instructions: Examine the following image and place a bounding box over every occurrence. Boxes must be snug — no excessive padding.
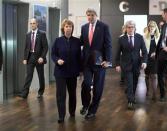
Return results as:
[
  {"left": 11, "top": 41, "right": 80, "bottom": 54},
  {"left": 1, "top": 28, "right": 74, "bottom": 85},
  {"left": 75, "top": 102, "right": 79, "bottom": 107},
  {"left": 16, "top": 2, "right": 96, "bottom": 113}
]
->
[
  {"left": 143, "top": 27, "right": 148, "bottom": 34},
  {"left": 61, "top": 19, "right": 74, "bottom": 35},
  {"left": 145, "top": 20, "right": 160, "bottom": 39},
  {"left": 121, "top": 25, "right": 126, "bottom": 34}
]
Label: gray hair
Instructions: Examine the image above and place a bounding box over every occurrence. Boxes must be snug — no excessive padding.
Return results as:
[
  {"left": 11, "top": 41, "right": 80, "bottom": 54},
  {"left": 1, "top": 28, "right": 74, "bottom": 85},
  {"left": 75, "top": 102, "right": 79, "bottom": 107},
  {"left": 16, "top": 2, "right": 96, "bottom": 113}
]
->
[
  {"left": 86, "top": 8, "right": 97, "bottom": 16},
  {"left": 125, "top": 20, "right": 136, "bottom": 28}
]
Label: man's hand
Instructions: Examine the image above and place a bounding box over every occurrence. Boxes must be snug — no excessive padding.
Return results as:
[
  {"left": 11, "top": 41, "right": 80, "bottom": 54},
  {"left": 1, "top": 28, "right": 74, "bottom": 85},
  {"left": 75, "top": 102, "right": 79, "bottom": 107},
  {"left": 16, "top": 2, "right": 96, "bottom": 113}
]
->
[
  {"left": 101, "top": 61, "right": 110, "bottom": 68},
  {"left": 38, "top": 57, "right": 44, "bottom": 64},
  {"left": 79, "top": 72, "right": 83, "bottom": 80},
  {"left": 23, "top": 60, "right": 27, "bottom": 65},
  {"left": 116, "top": 66, "right": 121, "bottom": 72},
  {"left": 141, "top": 63, "right": 147, "bottom": 69},
  {"left": 57, "top": 59, "right": 64, "bottom": 65}
]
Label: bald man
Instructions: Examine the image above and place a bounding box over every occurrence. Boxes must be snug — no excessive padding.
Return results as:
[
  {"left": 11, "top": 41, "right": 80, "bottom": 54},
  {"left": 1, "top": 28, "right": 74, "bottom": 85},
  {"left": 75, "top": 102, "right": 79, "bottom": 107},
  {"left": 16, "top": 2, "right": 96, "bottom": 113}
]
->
[{"left": 18, "top": 18, "right": 48, "bottom": 99}]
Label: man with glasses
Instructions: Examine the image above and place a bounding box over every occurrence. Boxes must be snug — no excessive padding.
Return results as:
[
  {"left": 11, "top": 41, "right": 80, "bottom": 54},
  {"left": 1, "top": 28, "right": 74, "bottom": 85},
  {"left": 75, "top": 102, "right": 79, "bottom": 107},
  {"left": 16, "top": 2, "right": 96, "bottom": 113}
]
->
[{"left": 115, "top": 20, "right": 147, "bottom": 110}]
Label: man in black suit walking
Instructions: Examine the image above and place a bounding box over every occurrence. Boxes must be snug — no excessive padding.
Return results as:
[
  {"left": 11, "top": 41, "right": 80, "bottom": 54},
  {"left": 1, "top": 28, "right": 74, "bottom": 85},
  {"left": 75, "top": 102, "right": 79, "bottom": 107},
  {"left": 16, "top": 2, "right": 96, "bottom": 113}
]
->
[
  {"left": 18, "top": 18, "right": 48, "bottom": 99},
  {"left": 156, "top": 8, "right": 167, "bottom": 101},
  {"left": 0, "top": 36, "right": 2, "bottom": 71},
  {"left": 115, "top": 20, "right": 147, "bottom": 109},
  {"left": 80, "top": 8, "right": 112, "bottom": 119}
]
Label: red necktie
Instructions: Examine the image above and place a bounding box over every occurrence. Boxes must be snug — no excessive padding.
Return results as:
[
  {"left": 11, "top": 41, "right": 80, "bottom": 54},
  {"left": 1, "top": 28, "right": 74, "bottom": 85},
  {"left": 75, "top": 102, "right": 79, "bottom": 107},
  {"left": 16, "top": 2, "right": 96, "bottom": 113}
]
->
[
  {"left": 31, "top": 32, "right": 35, "bottom": 51},
  {"left": 89, "top": 24, "right": 94, "bottom": 45}
]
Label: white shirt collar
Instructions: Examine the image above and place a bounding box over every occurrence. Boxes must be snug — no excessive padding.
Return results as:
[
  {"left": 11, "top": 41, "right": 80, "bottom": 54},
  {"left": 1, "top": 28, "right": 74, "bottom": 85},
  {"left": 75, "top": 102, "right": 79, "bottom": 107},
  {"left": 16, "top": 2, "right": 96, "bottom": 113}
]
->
[
  {"left": 127, "top": 34, "right": 134, "bottom": 37},
  {"left": 89, "top": 20, "right": 97, "bottom": 33},
  {"left": 31, "top": 28, "right": 38, "bottom": 34},
  {"left": 89, "top": 20, "right": 97, "bottom": 27}
]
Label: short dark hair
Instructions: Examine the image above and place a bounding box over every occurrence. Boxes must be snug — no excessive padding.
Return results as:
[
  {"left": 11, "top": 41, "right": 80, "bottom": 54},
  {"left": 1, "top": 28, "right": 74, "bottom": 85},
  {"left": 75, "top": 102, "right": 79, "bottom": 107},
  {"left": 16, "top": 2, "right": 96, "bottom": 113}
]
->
[{"left": 163, "top": 8, "right": 167, "bottom": 13}]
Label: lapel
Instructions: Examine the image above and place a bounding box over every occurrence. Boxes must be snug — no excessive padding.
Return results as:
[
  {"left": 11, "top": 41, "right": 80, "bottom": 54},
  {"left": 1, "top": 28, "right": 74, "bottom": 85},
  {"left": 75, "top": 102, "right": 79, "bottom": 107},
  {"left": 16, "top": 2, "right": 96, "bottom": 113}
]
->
[
  {"left": 91, "top": 20, "right": 100, "bottom": 46},
  {"left": 162, "top": 24, "right": 167, "bottom": 39},
  {"left": 134, "top": 34, "right": 136, "bottom": 48},
  {"left": 63, "top": 36, "right": 69, "bottom": 51},
  {"left": 134, "top": 34, "right": 143, "bottom": 49},
  {"left": 85, "top": 24, "right": 90, "bottom": 47},
  {"left": 35, "top": 29, "right": 39, "bottom": 44},
  {"left": 125, "top": 34, "right": 134, "bottom": 49},
  {"left": 125, "top": 34, "right": 132, "bottom": 48},
  {"left": 34, "top": 29, "right": 40, "bottom": 50}
]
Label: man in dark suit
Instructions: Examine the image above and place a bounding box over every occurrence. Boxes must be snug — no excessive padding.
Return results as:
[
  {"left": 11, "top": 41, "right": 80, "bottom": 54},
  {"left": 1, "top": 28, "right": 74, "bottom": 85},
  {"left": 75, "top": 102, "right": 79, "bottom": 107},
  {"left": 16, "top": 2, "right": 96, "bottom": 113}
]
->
[
  {"left": 80, "top": 8, "right": 112, "bottom": 119},
  {"left": 18, "top": 18, "right": 48, "bottom": 99},
  {"left": 156, "top": 8, "right": 167, "bottom": 101},
  {"left": 0, "top": 36, "right": 2, "bottom": 71},
  {"left": 115, "top": 20, "right": 147, "bottom": 109}
]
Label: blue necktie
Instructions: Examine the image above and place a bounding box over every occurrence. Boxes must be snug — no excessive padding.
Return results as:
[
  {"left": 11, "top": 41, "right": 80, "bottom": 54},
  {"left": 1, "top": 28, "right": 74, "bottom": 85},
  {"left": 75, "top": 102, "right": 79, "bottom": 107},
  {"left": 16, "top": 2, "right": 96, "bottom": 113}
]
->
[{"left": 129, "top": 36, "right": 133, "bottom": 48}]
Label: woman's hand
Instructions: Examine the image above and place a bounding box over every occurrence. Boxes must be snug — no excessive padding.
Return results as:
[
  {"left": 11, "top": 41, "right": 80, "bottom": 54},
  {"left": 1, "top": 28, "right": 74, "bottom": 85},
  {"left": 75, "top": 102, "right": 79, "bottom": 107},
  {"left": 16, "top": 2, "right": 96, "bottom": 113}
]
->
[
  {"left": 150, "top": 52, "right": 155, "bottom": 58},
  {"left": 57, "top": 59, "right": 65, "bottom": 65}
]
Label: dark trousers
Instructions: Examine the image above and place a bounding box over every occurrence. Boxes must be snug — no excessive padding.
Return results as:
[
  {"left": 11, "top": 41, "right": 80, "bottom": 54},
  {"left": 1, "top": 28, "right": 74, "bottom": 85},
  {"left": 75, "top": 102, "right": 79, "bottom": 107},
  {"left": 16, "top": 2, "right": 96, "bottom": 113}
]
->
[
  {"left": 157, "top": 60, "right": 167, "bottom": 98},
  {"left": 81, "top": 66, "right": 106, "bottom": 114},
  {"left": 55, "top": 77, "right": 77, "bottom": 119},
  {"left": 125, "top": 69, "right": 139, "bottom": 102},
  {"left": 22, "top": 53, "right": 45, "bottom": 97}
]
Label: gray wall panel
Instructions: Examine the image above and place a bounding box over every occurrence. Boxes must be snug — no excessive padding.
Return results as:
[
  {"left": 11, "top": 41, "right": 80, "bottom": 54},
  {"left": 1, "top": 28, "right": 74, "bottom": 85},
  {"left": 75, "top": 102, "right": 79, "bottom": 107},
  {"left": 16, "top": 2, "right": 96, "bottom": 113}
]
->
[
  {"left": 3, "top": 2, "right": 29, "bottom": 99},
  {"left": 101, "top": 15, "right": 123, "bottom": 65},
  {"left": 49, "top": 8, "right": 60, "bottom": 82},
  {"left": 16, "top": 3, "right": 29, "bottom": 93}
]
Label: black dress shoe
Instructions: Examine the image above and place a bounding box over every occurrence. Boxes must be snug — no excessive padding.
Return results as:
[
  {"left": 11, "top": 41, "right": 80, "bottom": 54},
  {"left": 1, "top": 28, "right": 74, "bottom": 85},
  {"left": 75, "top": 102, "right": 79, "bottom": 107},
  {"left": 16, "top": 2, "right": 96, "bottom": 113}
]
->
[
  {"left": 159, "top": 97, "right": 166, "bottom": 102},
  {"left": 80, "top": 107, "right": 87, "bottom": 115},
  {"left": 124, "top": 88, "right": 127, "bottom": 94},
  {"left": 37, "top": 94, "right": 43, "bottom": 98},
  {"left": 120, "top": 80, "right": 125, "bottom": 86},
  {"left": 17, "top": 94, "right": 27, "bottom": 99},
  {"left": 152, "top": 95, "right": 157, "bottom": 102},
  {"left": 57, "top": 119, "right": 64, "bottom": 124},
  {"left": 85, "top": 113, "right": 95, "bottom": 120}
]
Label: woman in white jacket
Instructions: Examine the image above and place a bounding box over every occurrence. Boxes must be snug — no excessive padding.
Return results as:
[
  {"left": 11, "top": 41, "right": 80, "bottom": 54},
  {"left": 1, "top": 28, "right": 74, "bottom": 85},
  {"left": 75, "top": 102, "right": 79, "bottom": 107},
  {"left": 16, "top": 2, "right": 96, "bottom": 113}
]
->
[{"left": 143, "top": 20, "right": 160, "bottom": 101}]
